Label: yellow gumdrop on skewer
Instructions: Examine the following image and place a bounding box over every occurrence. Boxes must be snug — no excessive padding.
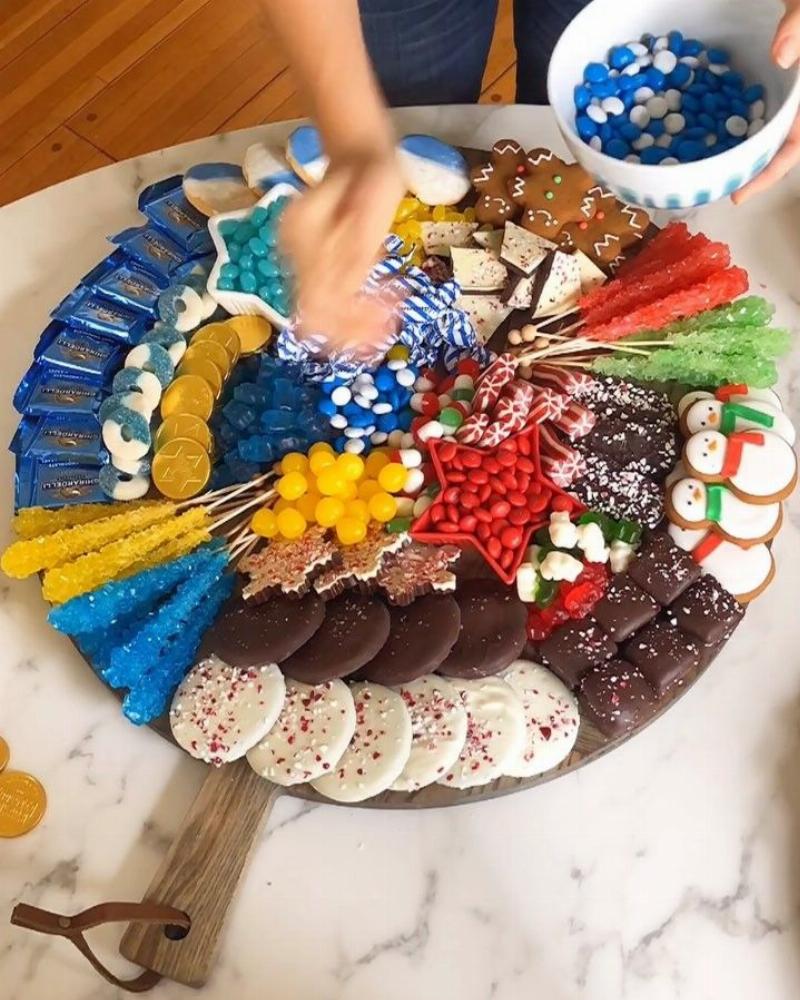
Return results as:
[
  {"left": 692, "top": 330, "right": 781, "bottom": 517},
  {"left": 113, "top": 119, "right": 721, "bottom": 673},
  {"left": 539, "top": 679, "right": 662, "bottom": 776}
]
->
[
  {"left": 368, "top": 491, "right": 398, "bottom": 524},
  {"left": 309, "top": 449, "right": 336, "bottom": 477},
  {"left": 308, "top": 441, "right": 334, "bottom": 456},
  {"left": 296, "top": 492, "right": 321, "bottom": 523},
  {"left": 378, "top": 462, "right": 408, "bottom": 494},
  {"left": 280, "top": 452, "right": 309, "bottom": 474},
  {"left": 277, "top": 471, "right": 308, "bottom": 501},
  {"left": 345, "top": 499, "right": 370, "bottom": 523},
  {"left": 316, "top": 468, "right": 346, "bottom": 497},
  {"left": 336, "top": 453, "right": 365, "bottom": 482},
  {"left": 365, "top": 450, "right": 390, "bottom": 478},
  {"left": 358, "top": 478, "right": 381, "bottom": 502}
]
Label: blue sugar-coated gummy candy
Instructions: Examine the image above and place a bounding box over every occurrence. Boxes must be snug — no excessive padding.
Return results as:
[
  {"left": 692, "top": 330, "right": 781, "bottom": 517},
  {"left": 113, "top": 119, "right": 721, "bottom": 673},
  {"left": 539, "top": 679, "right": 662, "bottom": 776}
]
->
[
  {"left": 676, "top": 139, "right": 706, "bottom": 162},
  {"left": 682, "top": 38, "right": 704, "bottom": 57},
  {"left": 216, "top": 421, "right": 239, "bottom": 448},
  {"left": 297, "top": 409, "right": 330, "bottom": 438},
  {"left": 234, "top": 383, "right": 271, "bottom": 408},
  {"left": 224, "top": 451, "right": 261, "bottom": 481},
  {"left": 619, "top": 121, "right": 642, "bottom": 142},
  {"left": 645, "top": 68, "right": 666, "bottom": 91},
  {"left": 274, "top": 435, "right": 306, "bottom": 456},
  {"left": 377, "top": 411, "right": 399, "bottom": 433},
  {"left": 238, "top": 435, "right": 275, "bottom": 463},
  {"left": 707, "top": 47, "right": 730, "bottom": 64},
  {"left": 576, "top": 116, "right": 598, "bottom": 141},
  {"left": 584, "top": 62, "right": 609, "bottom": 84},
  {"left": 668, "top": 63, "right": 692, "bottom": 89},
  {"left": 209, "top": 465, "right": 235, "bottom": 491},
  {"left": 744, "top": 84, "right": 765, "bottom": 103},
  {"left": 682, "top": 93, "right": 701, "bottom": 113},
  {"left": 250, "top": 206, "right": 269, "bottom": 227},
  {"left": 646, "top": 119, "right": 666, "bottom": 137},
  {"left": 610, "top": 46, "right": 636, "bottom": 70},
  {"left": 239, "top": 252, "right": 256, "bottom": 272},
  {"left": 722, "top": 71, "right": 744, "bottom": 91},
  {"left": 222, "top": 399, "right": 257, "bottom": 430},
  {"left": 260, "top": 408, "right": 294, "bottom": 431},
  {"left": 574, "top": 84, "right": 592, "bottom": 111},
  {"left": 272, "top": 378, "right": 295, "bottom": 408},
  {"left": 668, "top": 31, "right": 684, "bottom": 54},
  {"left": 239, "top": 272, "right": 258, "bottom": 294},
  {"left": 640, "top": 146, "right": 668, "bottom": 165},
  {"left": 590, "top": 78, "right": 619, "bottom": 99}
]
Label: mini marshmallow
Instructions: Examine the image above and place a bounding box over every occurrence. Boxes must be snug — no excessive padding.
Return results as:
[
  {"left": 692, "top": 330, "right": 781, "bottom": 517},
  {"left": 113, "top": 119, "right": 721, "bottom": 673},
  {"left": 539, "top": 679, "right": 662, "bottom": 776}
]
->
[
  {"left": 576, "top": 522, "right": 610, "bottom": 564},
  {"left": 516, "top": 562, "right": 538, "bottom": 602},
  {"left": 609, "top": 540, "right": 636, "bottom": 574},
  {"left": 548, "top": 510, "right": 579, "bottom": 549},
  {"left": 539, "top": 551, "right": 584, "bottom": 583}
]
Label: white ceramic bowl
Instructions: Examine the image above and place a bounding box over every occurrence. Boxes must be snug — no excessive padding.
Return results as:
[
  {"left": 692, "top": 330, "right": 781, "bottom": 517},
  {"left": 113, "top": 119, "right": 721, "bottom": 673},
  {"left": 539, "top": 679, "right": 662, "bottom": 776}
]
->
[
  {"left": 207, "top": 183, "right": 298, "bottom": 327},
  {"left": 547, "top": 0, "right": 800, "bottom": 208}
]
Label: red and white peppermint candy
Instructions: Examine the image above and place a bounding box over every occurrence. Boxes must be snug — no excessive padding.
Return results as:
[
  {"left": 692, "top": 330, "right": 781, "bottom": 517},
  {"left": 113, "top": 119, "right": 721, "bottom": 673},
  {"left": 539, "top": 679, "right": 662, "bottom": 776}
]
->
[
  {"left": 530, "top": 364, "right": 595, "bottom": 396},
  {"left": 478, "top": 382, "right": 535, "bottom": 448},
  {"left": 457, "top": 411, "right": 491, "bottom": 445},
  {"left": 553, "top": 399, "right": 596, "bottom": 440},
  {"left": 528, "top": 387, "right": 570, "bottom": 424},
  {"left": 473, "top": 353, "right": 517, "bottom": 413},
  {"left": 539, "top": 424, "right": 586, "bottom": 487}
]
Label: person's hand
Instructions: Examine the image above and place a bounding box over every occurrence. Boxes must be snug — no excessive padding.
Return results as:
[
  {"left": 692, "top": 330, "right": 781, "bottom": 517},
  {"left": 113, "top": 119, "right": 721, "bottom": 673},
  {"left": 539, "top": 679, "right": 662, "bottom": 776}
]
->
[
  {"left": 280, "top": 145, "right": 406, "bottom": 353},
  {"left": 733, "top": 0, "right": 800, "bottom": 203}
]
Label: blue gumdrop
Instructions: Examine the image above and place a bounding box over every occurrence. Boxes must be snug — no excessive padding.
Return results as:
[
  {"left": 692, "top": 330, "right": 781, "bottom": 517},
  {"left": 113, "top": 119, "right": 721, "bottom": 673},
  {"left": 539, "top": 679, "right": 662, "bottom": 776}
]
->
[
  {"left": 576, "top": 115, "right": 598, "bottom": 141},
  {"left": 272, "top": 378, "right": 295, "bottom": 409},
  {"left": 234, "top": 383, "right": 271, "bottom": 408},
  {"left": 584, "top": 62, "right": 609, "bottom": 84},
  {"left": 222, "top": 399, "right": 257, "bottom": 431},
  {"left": 238, "top": 435, "right": 275, "bottom": 463},
  {"left": 574, "top": 84, "right": 592, "bottom": 111},
  {"left": 260, "top": 408, "right": 295, "bottom": 431}
]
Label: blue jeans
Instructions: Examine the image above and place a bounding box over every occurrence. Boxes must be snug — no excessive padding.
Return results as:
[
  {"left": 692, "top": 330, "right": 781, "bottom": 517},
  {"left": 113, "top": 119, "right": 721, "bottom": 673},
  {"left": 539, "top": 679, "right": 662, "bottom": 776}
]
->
[{"left": 358, "top": 0, "right": 590, "bottom": 106}]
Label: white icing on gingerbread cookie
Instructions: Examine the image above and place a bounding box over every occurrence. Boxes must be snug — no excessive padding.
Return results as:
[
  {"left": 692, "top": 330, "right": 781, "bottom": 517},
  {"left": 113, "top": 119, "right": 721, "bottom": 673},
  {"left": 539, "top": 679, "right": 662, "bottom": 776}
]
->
[{"left": 684, "top": 429, "right": 797, "bottom": 501}]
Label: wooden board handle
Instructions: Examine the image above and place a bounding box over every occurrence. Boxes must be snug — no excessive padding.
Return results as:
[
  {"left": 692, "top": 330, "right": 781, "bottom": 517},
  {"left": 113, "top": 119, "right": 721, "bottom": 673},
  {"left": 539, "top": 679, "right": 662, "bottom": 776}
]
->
[{"left": 119, "top": 759, "right": 282, "bottom": 988}]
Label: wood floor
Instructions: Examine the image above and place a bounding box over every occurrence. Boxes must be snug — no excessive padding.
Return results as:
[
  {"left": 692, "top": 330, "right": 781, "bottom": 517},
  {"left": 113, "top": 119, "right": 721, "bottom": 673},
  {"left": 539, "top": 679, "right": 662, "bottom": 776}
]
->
[{"left": 0, "top": 0, "right": 517, "bottom": 207}]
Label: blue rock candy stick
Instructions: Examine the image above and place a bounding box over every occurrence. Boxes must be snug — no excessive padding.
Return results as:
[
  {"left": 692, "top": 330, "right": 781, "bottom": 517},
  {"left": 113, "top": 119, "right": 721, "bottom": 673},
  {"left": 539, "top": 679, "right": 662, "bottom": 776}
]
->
[
  {"left": 107, "top": 550, "right": 228, "bottom": 682},
  {"left": 122, "top": 574, "right": 234, "bottom": 725},
  {"left": 48, "top": 542, "right": 222, "bottom": 636}
]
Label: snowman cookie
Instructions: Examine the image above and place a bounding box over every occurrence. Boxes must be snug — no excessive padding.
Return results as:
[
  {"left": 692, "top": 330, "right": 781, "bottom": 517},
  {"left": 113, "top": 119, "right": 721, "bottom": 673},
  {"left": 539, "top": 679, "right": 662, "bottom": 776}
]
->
[
  {"left": 679, "top": 397, "right": 795, "bottom": 446},
  {"left": 683, "top": 429, "right": 797, "bottom": 504},
  {"left": 666, "top": 477, "right": 782, "bottom": 546},
  {"left": 676, "top": 386, "right": 783, "bottom": 417},
  {"left": 666, "top": 525, "right": 774, "bottom": 603}
]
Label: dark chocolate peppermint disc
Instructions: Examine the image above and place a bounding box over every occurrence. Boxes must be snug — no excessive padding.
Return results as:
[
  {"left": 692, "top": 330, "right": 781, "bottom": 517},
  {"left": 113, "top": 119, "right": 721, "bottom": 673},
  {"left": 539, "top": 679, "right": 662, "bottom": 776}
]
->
[
  {"left": 281, "top": 593, "right": 391, "bottom": 684},
  {"left": 199, "top": 591, "right": 325, "bottom": 667},
  {"left": 438, "top": 580, "right": 527, "bottom": 679},
  {"left": 357, "top": 594, "right": 461, "bottom": 685}
]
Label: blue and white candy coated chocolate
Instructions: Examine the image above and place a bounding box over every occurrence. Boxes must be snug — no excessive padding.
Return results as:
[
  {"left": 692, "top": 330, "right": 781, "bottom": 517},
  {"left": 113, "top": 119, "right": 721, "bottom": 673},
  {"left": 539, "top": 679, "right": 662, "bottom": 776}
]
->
[
  {"left": 125, "top": 343, "right": 175, "bottom": 388},
  {"left": 101, "top": 404, "right": 152, "bottom": 462},
  {"left": 573, "top": 31, "right": 768, "bottom": 164},
  {"left": 183, "top": 163, "right": 259, "bottom": 216},
  {"left": 397, "top": 134, "right": 471, "bottom": 206},
  {"left": 285, "top": 125, "right": 329, "bottom": 185}
]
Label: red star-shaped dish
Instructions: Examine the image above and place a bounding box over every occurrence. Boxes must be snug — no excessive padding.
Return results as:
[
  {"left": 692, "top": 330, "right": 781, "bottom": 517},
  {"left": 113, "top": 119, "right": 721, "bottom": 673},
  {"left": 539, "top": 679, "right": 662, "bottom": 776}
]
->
[{"left": 412, "top": 424, "right": 584, "bottom": 585}]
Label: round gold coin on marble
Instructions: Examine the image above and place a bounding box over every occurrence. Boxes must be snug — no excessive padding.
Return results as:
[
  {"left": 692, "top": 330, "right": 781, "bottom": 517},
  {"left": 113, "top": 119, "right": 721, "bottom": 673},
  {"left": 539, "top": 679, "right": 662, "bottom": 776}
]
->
[
  {"left": 184, "top": 340, "right": 231, "bottom": 377},
  {"left": 226, "top": 315, "right": 272, "bottom": 354},
  {"left": 155, "top": 413, "right": 213, "bottom": 454},
  {"left": 192, "top": 323, "right": 241, "bottom": 367},
  {"left": 0, "top": 771, "right": 47, "bottom": 838},
  {"left": 160, "top": 375, "right": 215, "bottom": 421},
  {"left": 0, "top": 737, "right": 9, "bottom": 773},
  {"left": 152, "top": 437, "right": 212, "bottom": 500},
  {"left": 177, "top": 354, "right": 223, "bottom": 399}
]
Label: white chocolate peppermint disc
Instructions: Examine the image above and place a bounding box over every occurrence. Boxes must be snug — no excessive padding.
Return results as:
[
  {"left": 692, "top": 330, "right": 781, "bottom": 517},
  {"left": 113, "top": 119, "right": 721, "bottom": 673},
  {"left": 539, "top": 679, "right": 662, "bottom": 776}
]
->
[
  {"left": 438, "top": 676, "right": 526, "bottom": 790},
  {"left": 390, "top": 675, "right": 468, "bottom": 792},
  {"left": 246, "top": 679, "right": 355, "bottom": 786},
  {"left": 310, "top": 682, "right": 411, "bottom": 802},
  {"left": 170, "top": 656, "right": 285, "bottom": 765},
  {"left": 500, "top": 661, "right": 579, "bottom": 778}
]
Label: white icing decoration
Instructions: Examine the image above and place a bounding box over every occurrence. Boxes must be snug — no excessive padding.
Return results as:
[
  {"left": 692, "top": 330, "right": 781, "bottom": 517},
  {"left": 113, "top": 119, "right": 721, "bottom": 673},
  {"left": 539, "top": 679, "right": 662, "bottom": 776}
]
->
[
  {"left": 685, "top": 430, "right": 727, "bottom": 476},
  {"left": 696, "top": 540, "right": 774, "bottom": 599}
]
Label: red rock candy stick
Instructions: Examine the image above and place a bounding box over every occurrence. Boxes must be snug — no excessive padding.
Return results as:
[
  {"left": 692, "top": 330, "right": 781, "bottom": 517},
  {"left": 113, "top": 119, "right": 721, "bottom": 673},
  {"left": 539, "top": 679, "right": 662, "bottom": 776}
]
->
[
  {"left": 583, "top": 240, "right": 730, "bottom": 327},
  {"left": 584, "top": 267, "right": 750, "bottom": 343}
]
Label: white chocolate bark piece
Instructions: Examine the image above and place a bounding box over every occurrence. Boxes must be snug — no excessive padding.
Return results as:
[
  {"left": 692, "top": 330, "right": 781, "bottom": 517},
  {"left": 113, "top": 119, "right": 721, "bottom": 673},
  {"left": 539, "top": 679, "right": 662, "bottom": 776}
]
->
[
  {"left": 501, "top": 661, "right": 579, "bottom": 778},
  {"left": 390, "top": 675, "right": 468, "bottom": 792},
  {"left": 420, "top": 221, "right": 478, "bottom": 256},
  {"left": 451, "top": 247, "right": 508, "bottom": 292},
  {"left": 310, "top": 682, "right": 412, "bottom": 802},
  {"left": 532, "top": 251, "right": 582, "bottom": 318},
  {"left": 472, "top": 229, "right": 504, "bottom": 256},
  {"left": 457, "top": 294, "right": 511, "bottom": 344},
  {"left": 574, "top": 249, "right": 608, "bottom": 292},
  {"left": 438, "top": 676, "right": 526, "bottom": 789},
  {"left": 246, "top": 679, "right": 355, "bottom": 786},
  {"left": 500, "top": 221, "right": 556, "bottom": 275},
  {"left": 170, "top": 656, "right": 286, "bottom": 765}
]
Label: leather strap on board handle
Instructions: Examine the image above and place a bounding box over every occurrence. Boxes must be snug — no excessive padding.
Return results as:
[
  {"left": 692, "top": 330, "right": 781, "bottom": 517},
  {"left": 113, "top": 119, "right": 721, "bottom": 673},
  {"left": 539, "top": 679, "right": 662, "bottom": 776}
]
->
[
  {"left": 119, "top": 760, "right": 283, "bottom": 989},
  {"left": 10, "top": 900, "right": 190, "bottom": 993}
]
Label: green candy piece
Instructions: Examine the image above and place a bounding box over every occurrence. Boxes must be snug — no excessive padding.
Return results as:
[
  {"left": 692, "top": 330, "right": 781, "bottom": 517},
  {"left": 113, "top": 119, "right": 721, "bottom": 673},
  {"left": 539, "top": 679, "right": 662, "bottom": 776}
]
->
[
  {"left": 578, "top": 510, "right": 616, "bottom": 541},
  {"left": 425, "top": 483, "right": 441, "bottom": 498},
  {"left": 451, "top": 388, "right": 475, "bottom": 402},
  {"left": 439, "top": 406, "right": 463, "bottom": 429},
  {"left": 613, "top": 519, "right": 642, "bottom": 545},
  {"left": 387, "top": 516, "right": 412, "bottom": 534},
  {"left": 534, "top": 578, "right": 559, "bottom": 609},
  {"left": 534, "top": 526, "right": 551, "bottom": 547}
]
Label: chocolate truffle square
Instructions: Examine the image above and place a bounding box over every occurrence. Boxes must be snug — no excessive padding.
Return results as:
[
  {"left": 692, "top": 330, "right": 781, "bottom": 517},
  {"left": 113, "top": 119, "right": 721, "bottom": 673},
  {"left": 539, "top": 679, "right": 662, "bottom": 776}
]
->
[
  {"left": 623, "top": 617, "right": 702, "bottom": 697},
  {"left": 592, "top": 575, "right": 660, "bottom": 642},
  {"left": 539, "top": 617, "right": 618, "bottom": 689},
  {"left": 628, "top": 532, "right": 701, "bottom": 606},
  {"left": 580, "top": 659, "right": 657, "bottom": 739},
  {"left": 669, "top": 575, "right": 745, "bottom": 645}
]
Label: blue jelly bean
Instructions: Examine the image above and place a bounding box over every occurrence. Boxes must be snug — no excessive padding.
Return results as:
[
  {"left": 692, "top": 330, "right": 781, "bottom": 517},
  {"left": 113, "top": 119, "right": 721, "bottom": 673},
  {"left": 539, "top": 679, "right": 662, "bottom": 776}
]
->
[
  {"left": 605, "top": 138, "right": 630, "bottom": 159},
  {"left": 668, "top": 30, "right": 684, "bottom": 54},
  {"left": 397, "top": 409, "right": 414, "bottom": 431},
  {"left": 646, "top": 119, "right": 666, "bottom": 137},
  {"left": 239, "top": 252, "right": 255, "bottom": 272},
  {"left": 239, "top": 271, "right": 257, "bottom": 294},
  {"left": 705, "top": 72, "right": 721, "bottom": 92},
  {"left": 610, "top": 46, "right": 636, "bottom": 70},
  {"left": 621, "top": 91, "right": 635, "bottom": 111},
  {"left": 707, "top": 47, "right": 730, "bottom": 64},
  {"left": 731, "top": 99, "right": 749, "bottom": 117},
  {"left": 618, "top": 73, "right": 643, "bottom": 92},
  {"left": 676, "top": 139, "right": 706, "bottom": 162},
  {"left": 220, "top": 262, "right": 239, "bottom": 280},
  {"left": 682, "top": 111, "right": 698, "bottom": 128},
  {"left": 584, "top": 62, "right": 609, "bottom": 83},
  {"left": 668, "top": 63, "right": 692, "bottom": 88},
  {"left": 318, "top": 397, "right": 337, "bottom": 418},
  {"left": 619, "top": 121, "right": 642, "bottom": 141},
  {"left": 682, "top": 94, "right": 700, "bottom": 114},
  {"left": 682, "top": 38, "right": 704, "bottom": 57},
  {"left": 702, "top": 93, "right": 718, "bottom": 114},
  {"left": 248, "top": 237, "right": 268, "bottom": 258},
  {"left": 374, "top": 367, "right": 396, "bottom": 392},
  {"left": 743, "top": 84, "right": 765, "bottom": 103},
  {"left": 640, "top": 147, "right": 668, "bottom": 165},
  {"left": 342, "top": 401, "right": 362, "bottom": 418},
  {"left": 645, "top": 68, "right": 666, "bottom": 90},
  {"left": 349, "top": 411, "right": 374, "bottom": 429},
  {"left": 576, "top": 115, "right": 598, "bottom": 141},
  {"left": 574, "top": 85, "right": 592, "bottom": 111}
]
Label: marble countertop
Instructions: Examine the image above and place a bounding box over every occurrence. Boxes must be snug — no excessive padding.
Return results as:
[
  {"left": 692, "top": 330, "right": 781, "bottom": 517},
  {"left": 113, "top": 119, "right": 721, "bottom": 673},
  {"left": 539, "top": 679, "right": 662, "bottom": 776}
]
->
[{"left": 1, "top": 106, "right": 800, "bottom": 1000}]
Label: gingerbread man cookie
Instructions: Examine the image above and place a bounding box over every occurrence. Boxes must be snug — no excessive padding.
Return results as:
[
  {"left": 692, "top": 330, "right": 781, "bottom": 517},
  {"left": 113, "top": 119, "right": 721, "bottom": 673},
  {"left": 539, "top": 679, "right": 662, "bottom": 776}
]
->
[
  {"left": 470, "top": 139, "right": 526, "bottom": 226},
  {"left": 510, "top": 148, "right": 595, "bottom": 239},
  {"left": 558, "top": 187, "right": 649, "bottom": 267}
]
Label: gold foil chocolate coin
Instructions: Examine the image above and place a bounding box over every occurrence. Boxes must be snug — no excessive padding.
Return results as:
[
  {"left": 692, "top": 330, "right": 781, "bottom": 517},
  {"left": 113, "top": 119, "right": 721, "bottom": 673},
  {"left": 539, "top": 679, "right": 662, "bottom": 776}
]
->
[
  {"left": 177, "top": 354, "right": 223, "bottom": 399},
  {"left": 192, "top": 323, "right": 241, "bottom": 366},
  {"left": 226, "top": 315, "right": 272, "bottom": 354},
  {"left": 160, "top": 374, "right": 214, "bottom": 421},
  {"left": 0, "top": 771, "right": 47, "bottom": 838},
  {"left": 155, "top": 414, "right": 213, "bottom": 454},
  {"left": 152, "top": 437, "right": 212, "bottom": 500}
]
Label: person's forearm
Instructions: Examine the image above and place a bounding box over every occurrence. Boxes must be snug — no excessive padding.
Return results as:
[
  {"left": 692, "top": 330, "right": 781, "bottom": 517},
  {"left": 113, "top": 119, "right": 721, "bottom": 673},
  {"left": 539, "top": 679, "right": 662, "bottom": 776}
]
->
[{"left": 261, "top": 0, "right": 394, "bottom": 159}]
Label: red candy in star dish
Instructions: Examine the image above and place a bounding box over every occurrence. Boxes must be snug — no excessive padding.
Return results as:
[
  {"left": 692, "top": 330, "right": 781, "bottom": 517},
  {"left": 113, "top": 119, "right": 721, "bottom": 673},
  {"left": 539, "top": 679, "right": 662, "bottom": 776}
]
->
[{"left": 411, "top": 425, "right": 584, "bottom": 585}]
